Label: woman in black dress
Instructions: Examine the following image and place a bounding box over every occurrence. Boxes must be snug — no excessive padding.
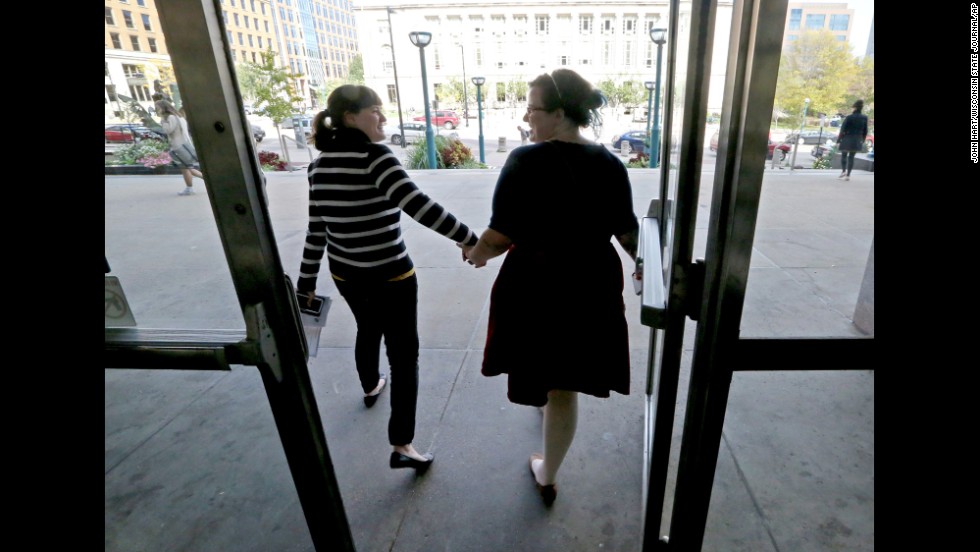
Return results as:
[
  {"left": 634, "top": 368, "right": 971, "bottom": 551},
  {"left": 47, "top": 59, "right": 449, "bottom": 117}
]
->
[
  {"left": 465, "top": 69, "right": 639, "bottom": 505},
  {"left": 837, "top": 99, "right": 869, "bottom": 181}
]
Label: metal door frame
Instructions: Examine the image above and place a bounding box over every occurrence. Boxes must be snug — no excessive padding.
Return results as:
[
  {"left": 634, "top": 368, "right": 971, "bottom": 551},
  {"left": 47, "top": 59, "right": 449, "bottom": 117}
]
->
[
  {"left": 638, "top": 0, "right": 874, "bottom": 550},
  {"left": 104, "top": 1, "right": 355, "bottom": 550}
]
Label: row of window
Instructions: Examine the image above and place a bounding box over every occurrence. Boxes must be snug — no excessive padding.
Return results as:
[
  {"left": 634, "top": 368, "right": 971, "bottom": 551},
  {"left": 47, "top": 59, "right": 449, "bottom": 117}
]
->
[
  {"left": 105, "top": 8, "right": 153, "bottom": 31},
  {"left": 224, "top": 11, "right": 270, "bottom": 32},
  {"left": 787, "top": 9, "right": 850, "bottom": 32},
  {"left": 113, "top": 0, "right": 148, "bottom": 6},
  {"left": 108, "top": 32, "right": 159, "bottom": 53},
  {"left": 219, "top": 0, "right": 268, "bottom": 16},
  {"left": 383, "top": 41, "right": 659, "bottom": 73},
  {"left": 418, "top": 14, "right": 663, "bottom": 37}
]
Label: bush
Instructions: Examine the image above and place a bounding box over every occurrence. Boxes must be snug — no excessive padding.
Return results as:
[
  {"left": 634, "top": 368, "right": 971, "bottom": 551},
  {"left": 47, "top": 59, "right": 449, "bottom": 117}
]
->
[
  {"left": 626, "top": 153, "right": 650, "bottom": 168},
  {"left": 112, "top": 140, "right": 169, "bottom": 165},
  {"left": 258, "top": 150, "right": 288, "bottom": 171},
  {"left": 405, "top": 135, "right": 482, "bottom": 169},
  {"left": 812, "top": 144, "right": 838, "bottom": 169}
]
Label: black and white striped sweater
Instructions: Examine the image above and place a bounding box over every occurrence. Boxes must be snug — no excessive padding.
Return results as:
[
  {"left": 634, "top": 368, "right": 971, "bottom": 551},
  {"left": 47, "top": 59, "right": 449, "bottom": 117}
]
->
[{"left": 297, "top": 129, "right": 477, "bottom": 291}]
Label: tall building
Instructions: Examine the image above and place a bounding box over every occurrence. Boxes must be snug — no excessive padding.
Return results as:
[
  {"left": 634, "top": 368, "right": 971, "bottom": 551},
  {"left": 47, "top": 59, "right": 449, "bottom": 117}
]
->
[
  {"left": 356, "top": 0, "right": 674, "bottom": 115},
  {"left": 105, "top": 0, "right": 361, "bottom": 121},
  {"left": 784, "top": 2, "right": 853, "bottom": 46},
  {"left": 865, "top": 16, "right": 873, "bottom": 58}
]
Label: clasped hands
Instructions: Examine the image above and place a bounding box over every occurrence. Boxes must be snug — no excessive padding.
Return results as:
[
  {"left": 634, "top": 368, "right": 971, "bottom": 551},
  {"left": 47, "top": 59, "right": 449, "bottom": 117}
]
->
[{"left": 457, "top": 243, "right": 485, "bottom": 268}]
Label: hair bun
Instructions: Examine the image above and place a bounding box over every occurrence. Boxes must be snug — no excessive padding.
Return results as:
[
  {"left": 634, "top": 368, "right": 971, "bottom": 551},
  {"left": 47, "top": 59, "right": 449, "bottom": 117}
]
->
[{"left": 586, "top": 90, "right": 606, "bottom": 110}]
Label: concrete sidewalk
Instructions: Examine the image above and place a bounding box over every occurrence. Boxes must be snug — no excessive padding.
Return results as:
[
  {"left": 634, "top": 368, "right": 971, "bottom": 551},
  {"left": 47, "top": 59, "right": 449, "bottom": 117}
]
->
[{"left": 105, "top": 168, "right": 874, "bottom": 552}]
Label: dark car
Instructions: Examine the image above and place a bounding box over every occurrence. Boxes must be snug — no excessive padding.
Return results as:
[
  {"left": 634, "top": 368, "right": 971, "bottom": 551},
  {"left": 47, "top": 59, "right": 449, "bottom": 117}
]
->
[
  {"left": 413, "top": 110, "right": 459, "bottom": 130},
  {"left": 612, "top": 130, "right": 648, "bottom": 153},
  {"left": 105, "top": 124, "right": 163, "bottom": 143},
  {"left": 250, "top": 123, "right": 265, "bottom": 142}
]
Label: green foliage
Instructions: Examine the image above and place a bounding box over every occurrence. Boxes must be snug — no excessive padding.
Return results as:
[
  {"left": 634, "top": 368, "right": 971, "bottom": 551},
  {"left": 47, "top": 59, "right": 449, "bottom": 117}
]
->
[
  {"left": 775, "top": 30, "right": 858, "bottom": 118},
  {"left": 597, "top": 79, "right": 619, "bottom": 108},
  {"left": 111, "top": 140, "right": 169, "bottom": 165},
  {"left": 506, "top": 79, "right": 528, "bottom": 103},
  {"left": 626, "top": 153, "right": 650, "bottom": 168},
  {"left": 244, "top": 50, "right": 303, "bottom": 127},
  {"left": 317, "top": 79, "right": 346, "bottom": 107},
  {"left": 617, "top": 81, "right": 646, "bottom": 108},
  {"left": 847, "top": 56, "right": 874, "bottom": 120},
  {"left": 812, "top": 144, "right": 838, "bottom": 169},
  {"left": 348, "top": 54, "right": 365, "bottom": 84},
  {"left": 235, "top": 62, "right": 262, "bottom": 102},
  {"left": 405, "top": 135, "right": 482, "bottom": 170}
]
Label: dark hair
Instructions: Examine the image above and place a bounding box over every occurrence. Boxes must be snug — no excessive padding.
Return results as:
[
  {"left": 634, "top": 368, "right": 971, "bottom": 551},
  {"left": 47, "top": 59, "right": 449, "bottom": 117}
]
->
[
  {"left": 852, "top": 99, "right": 864, "bottom": 112},
  {"left": 154, "top": 99, "right": 180, "bottom": 118},
  {"left": 312, "top": 85, "right": 384, "bottom": 149},
  {"left": 529, "top": 69, "right": 605, "bottom": 129}
]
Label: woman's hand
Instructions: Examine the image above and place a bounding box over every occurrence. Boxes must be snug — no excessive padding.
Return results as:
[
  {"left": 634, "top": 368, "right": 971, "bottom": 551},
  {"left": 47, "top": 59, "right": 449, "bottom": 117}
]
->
[{"left": 304, "top": 291, "right": 316, "bottom": 308}]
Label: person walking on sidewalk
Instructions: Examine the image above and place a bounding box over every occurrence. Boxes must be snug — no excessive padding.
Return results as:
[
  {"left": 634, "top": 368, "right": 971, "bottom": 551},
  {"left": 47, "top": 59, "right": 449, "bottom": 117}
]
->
[
  {"left": 517, "top": 125, "right": 530, "bottom": 146},
  {"left": 836, "top": 99, "right": 868, "bottom": 181},
  {"left": 298, "top": 85, "right": 479, "bottom": 473},
  {"left": 156, "top": 99, "right": 205, "bottom": 195},
  {"left": 465, "top": 69, "right": 639, "bottom": 506}
]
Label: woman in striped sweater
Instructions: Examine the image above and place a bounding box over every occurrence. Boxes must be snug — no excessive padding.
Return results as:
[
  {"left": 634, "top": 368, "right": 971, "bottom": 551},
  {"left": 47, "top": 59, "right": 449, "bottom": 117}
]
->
[{"left": 298, "top": 85, "right": 478, "bottom": 472}]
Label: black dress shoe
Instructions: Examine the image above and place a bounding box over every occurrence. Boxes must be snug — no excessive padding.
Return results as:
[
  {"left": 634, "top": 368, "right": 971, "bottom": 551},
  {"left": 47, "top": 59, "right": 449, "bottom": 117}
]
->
[
  {"left": 363, "top": 377, "right": 386, "bottom": 408},
  {"left": 529, "top": 453, "right": 557, "bottom": 506},
  {"left": 389, "top": 451, "right": 434, "bottom": 472}
]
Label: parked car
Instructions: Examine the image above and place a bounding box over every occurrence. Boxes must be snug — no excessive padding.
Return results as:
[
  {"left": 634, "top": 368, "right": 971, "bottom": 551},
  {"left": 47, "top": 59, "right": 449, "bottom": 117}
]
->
[
  {"left": 709, "top": 130, "right": 790, "bottom": 161},
  {"left": 280, "top": 115, "right": 313, "bottom": 137},
  {"left": 612, "top": 130, "right": 648, "bottom": 153},
  {"left": 784, "top": 130, "right": 838, "bottom": 146},
  {"left": 250, "top": 123, "right": 265, "bottom": 142},
  {"left": 385, "top": 122, "right": 426, "bottom": 145},
  {"left": 243, "top": 104, "right": 254, "bottom": 115},
  {"left": 412, "top": 110, "right": 459, "bottom": 130},
  {"left": 105, "top": 124, "right": 163, "bottom": 143}
]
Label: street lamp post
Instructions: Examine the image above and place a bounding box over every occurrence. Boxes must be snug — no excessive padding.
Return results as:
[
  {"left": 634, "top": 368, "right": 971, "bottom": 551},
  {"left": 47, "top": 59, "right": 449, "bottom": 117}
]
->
[
  {"left": 472, "top": 76, "right": 486, "bottom": 164},
  {"left": 649, "top": 27, "right": 667, "bottom": 169},
  {"left": 409, "top": 31, "right": 437, "bottom": 169},
  {"left": 459, "top": 44, "right": 469, "bottom": 127},
  {"left": 790, "top": 97, "right": 810, "bottom": 170},
  {"left": 644, "top": 80, "right": 654, "bottom": 156},
  {"left": 387, "top": 8, "right": 406, "bottom": 148}
]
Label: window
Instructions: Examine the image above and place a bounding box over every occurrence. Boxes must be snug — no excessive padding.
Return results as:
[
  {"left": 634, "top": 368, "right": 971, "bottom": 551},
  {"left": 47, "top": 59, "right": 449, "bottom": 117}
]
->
[
  {"left": 106, "top": 84, "right": 118, "bottom": 101},
  {"left": 624, "top": 42, "right": 632, "bottom": 66},
  {"left": 496, "top": 82, "right": 506, "bottom": 102},
  {"left": 559, "top": 55, "right": 568, "bottom": 66},
  {"left": 248, "top": 35, "right": 253, "bottom": 47},
  {"left": 129, "top": 84, "right": 151, "bottom": 101},
  {"left": 148, "top": 37, "right": 158, "bottom": 53},
  {"left": 475, "top": 47, "right": 482, "bottom": 67},
  {"left": 382, "top": 60, "right": 392, "bottom": 71},
  {"left": 513, "top": 15, "right": 527, "bottom": 36},
  {"left": 105, "top": 8, "right": 115, "bottom": 25},
  {"left": 251, "top": 52, "right": 257, "bottom": 62},
  {"left": 130, "top": 35, "right": 141, "bottom": 50},
  {"left": 603, "top": 42, "right": 612, "bottom": 64},
  {"left": 265, "top": 21, "right": 269, "bottom": 32},
  {"left": 535, "top": 15, "right": 549, "bottom": 35},
  {"left": 231, "top": 49, "right": 237, "bottom": 61},
  {"left": 602, "top": 16, "right": 614, "bottom": 34},
  {"left": 123, "top": 10, "right": 135, "bottom": 29},
  {"left": 238, "top": 32, "right": 244, "bottom": 45},
  {"left": 623, "top": 16, "right": 637, "bottom": 35},
  {"left": 434, "top": 47, "right": 441, "bottom": 70},
  {"left": 835, "top": 35, "right": 846, "bottom": 41},
  {"left": 788, "top": 9, "right": 802, "bottom": 30},
  {"left": 645, "top": 42, "right": 653, "bottom": 68},
  {"left": 234, "top": 13, "right": 240, "bottom": 26},
  {"left": 137, "top": 0, "right": 145, "bottom": 5},
  {"left": 257, "top": 36, "right": 262, "bottom": 48},
  {"left": 245, "top": 17, "right": 250, "bottom": 28},
  {"left": 581, "top": 59, "right": 590, "bottom": 65},
  {"left": 141, "top": 14, "right": 152, "bottom": 31},
  {"left": 829, "top": 14, "right": 849, "bottom": 31},
  {"left": 579, "top": 15, "right": 592, "bottom": 34},
  {"left": 123, "top": 64, "right": 144, "bottom": 77},
  {"left": 805, "top": 14, "right": 825, "bottom": 30}
]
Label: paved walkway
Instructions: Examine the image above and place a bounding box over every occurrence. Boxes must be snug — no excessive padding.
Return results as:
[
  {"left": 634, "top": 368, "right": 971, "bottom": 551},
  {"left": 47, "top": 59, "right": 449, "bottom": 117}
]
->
[{"left": 105, "top": 168, "right": 874, "bottom": 552}]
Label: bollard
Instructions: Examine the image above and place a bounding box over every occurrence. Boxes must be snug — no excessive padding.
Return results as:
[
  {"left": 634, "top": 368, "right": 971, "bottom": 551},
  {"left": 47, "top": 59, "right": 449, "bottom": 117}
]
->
[{"left": 497, "top": 137, "right": 507, "bottom": 152}]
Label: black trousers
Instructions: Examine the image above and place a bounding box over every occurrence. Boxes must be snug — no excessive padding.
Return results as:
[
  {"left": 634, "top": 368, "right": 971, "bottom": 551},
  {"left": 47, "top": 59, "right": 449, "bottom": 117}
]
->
[
  {"left": 335, "top": 275, "right": 420, "bottom": 446},
  {"left": 840, "top": 151, "right": 857, "bottom": 175}
]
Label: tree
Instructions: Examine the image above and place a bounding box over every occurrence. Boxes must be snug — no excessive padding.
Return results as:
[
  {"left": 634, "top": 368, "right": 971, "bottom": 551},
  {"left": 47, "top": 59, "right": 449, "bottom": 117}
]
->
[
  {"left": 774, "top": 30, "right": 857, "bottom": 119},
  {"left": 440, "top": 77, "right": 464, "bottom": 106},
  {"left": 348, "top": 54, "right": 364, "bottom": 84},
  {"left": 244, "top": 49, "right": 303, "bottom": 140},
  {"left": 316, "top": 78, "right": 346, "bottom": 108},
  {"left": 617, "top": 80, "right": 646, "bottom": 110},
  {"left": 597, "top": 79, "right": 620, "bottom": 109},
  {"left": 506, "top": 79, "right": 528, "bottom": 103},
  {"left": 235, "top": 62, "right": 263, "bottom": 102},
  {"left": 847, "top": 56, "right": 874, "bottom": 120}
]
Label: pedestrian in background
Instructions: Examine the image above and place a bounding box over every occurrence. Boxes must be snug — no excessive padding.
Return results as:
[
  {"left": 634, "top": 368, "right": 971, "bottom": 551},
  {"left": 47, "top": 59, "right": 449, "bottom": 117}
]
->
[
  {"left": 465, "top": 69, "right": 638, "bottom": 506},
  {"left": 517, "top": 125, "right": 530, "bottom": 146},
  {"left": 299, "top": 85, "right": 479, "bottom": 473},
  {"left": 836, "top": 99, "right": 868, "bottom": 181},
  {"left": 155, "top": 99, "right": 205, "bottom": 195}
]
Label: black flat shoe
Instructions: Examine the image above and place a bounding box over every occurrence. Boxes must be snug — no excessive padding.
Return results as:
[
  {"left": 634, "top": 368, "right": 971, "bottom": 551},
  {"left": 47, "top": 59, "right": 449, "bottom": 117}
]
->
[
  {"left": 363, "top": 377, "right": 386, "bottom": 408},
  {"left": 529, "top": 453, "right": 557, "bottom": 506},
  {"left": 389, "top": 451, "right": 434, "bottom": 472}
]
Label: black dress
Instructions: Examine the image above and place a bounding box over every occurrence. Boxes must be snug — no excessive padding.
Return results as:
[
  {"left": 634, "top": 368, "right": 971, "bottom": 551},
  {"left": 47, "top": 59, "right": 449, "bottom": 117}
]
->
[{"left": 481, "top": 141, "right": 639, "bottom": 407}]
